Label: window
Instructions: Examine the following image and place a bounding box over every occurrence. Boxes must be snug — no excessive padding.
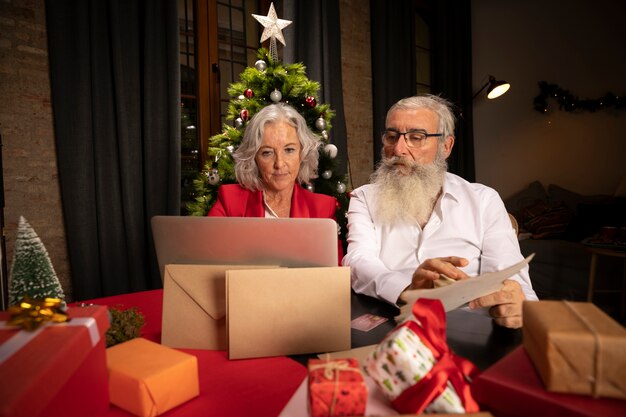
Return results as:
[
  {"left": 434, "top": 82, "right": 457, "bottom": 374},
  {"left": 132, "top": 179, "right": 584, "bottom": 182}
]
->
[
  {"left": 415, "top": 0, "right": 433, "bottom": 94},
  {"left": 178, "top": 0, "right": 264, "bottom": 211}
]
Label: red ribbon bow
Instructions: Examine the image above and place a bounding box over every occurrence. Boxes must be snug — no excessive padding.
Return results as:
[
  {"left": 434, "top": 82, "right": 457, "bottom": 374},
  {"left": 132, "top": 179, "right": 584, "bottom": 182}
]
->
[{"left": 391, "top": 298, "right": 480, "bottom": 414}]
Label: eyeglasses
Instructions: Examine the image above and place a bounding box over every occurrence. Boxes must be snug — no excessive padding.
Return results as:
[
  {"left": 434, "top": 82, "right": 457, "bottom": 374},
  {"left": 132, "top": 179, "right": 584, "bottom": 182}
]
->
[{"left": 381, "top": 129, "right": 443, "bottom": 148}]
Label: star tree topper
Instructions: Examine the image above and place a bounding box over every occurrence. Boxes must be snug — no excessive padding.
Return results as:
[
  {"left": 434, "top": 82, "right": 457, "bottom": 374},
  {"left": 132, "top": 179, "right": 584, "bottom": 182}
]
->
[{"left": 252, "top": 2, "right": 292, "bottom": 61}]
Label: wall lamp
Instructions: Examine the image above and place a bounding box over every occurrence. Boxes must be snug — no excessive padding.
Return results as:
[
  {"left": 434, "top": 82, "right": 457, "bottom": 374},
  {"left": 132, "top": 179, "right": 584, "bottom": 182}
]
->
[{"left": 472, "top": 75, "right": 510, "bottom": 100}]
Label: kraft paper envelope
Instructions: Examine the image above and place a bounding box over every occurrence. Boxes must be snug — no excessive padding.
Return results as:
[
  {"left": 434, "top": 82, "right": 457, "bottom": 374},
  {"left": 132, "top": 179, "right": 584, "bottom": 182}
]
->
[
  {"left": 226, "top": 266, "right": 351, "bottom": 359},
  {"left": 161, "top": 264, "right": 279, "bottom": 350}
]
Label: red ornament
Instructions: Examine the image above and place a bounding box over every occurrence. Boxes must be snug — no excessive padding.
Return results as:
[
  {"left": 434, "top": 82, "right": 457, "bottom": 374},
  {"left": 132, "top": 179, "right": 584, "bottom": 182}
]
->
[
  {"left": 305, "top": 96, "right": 316, "bottom": 108},
  {"left": 244, "top": 88, "right": 254, "bottom": 99},
  {"left": 240, "top": 109, "right": 249, "bottom": 122}
]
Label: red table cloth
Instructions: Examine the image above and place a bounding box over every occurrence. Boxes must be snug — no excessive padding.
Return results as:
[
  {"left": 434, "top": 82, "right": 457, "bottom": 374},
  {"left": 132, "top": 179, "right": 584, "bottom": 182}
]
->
[{"left": 77, "top": 289, "right": 307, "bottom": 417}]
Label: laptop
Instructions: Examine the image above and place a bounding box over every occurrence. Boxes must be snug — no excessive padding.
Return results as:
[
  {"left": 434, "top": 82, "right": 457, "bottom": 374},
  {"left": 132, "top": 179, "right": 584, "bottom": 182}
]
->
[{"left": 151, "top": 216, "right": 339, "bottom": 279}]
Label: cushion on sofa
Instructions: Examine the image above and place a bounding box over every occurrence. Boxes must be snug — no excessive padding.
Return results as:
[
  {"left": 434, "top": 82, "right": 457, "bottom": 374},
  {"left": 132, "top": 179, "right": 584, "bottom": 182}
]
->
[
  {"left": 504, "top": 181, "right": 548, "bottom": 220},
  {"left": 521, "top": 201, "right": 574, "bottom": 239},
  {"left": 505, "top": 182, "right": 623, "bottom": 241},
  {"left": 547, "top": 184, "right": 612, "bottom": 212}
]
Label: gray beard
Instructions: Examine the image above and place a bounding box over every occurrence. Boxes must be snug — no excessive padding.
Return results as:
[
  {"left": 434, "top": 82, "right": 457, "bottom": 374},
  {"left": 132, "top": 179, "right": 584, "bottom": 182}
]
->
[{"left": 370, "top": 152, "right": 447, "bottom": 226}]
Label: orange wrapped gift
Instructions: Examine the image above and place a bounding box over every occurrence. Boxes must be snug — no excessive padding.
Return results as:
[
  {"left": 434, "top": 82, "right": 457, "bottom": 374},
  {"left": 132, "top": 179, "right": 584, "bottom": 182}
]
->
[
  {"left": 0, "top": 304, "right": 110, "bottom": 417},
  {"left": 106, "top": 337, "right": 199, "bottom": 417},
  {"left": 307, "top": 358, "right": 367, "bottom": 417}
]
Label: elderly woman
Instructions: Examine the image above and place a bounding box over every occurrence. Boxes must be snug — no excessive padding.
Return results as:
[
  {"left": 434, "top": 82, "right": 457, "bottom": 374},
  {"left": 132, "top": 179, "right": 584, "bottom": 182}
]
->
[{"left": 208, "top": 103, "right": 342, "bottom": 259}]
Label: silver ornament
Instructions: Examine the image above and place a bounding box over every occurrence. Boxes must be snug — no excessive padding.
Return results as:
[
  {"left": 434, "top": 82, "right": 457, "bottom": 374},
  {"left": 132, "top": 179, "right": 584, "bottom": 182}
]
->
[
  {"left": 270, "top": 89, "right": 282, "bottom": 102},
  {"left": 226, "top": 145, "right": 234, "bottom": 154},
  {"left": 324, "top": 144, "right": 338, "bottom": 158},
  {"left": 337, "top": 182, "right": 346, "bottom": 194},
  {"left": 315, "top": 117, "right": 326, "bottom": 131},
  {"left": 235, "top": 118, "right": 243, "bottom": 128},
  {"left": 238, "top": 94, "right": 245, "bottom": 100},
  {"left": 255, "top": 59, "right": 267, "bottom": 71},
  {"left": 322, "top": 170, "right": 332, "bottom": 179},
  {"left": 207, "top": 168, "right": 220, "bottom": 185},
  {"left": 321, "top": 130, "right": 329, "bottom": 140}
]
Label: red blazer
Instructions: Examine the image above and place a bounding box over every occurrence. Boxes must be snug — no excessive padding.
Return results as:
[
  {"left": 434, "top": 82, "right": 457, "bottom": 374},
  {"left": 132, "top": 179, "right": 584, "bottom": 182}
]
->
[{"left": 208, "top": 183, "right": 344, "bottom": 263}]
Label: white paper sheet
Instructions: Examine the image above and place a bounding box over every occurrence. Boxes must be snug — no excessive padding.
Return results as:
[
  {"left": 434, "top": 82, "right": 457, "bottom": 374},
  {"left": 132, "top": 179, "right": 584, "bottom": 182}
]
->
[{"left": 397, "top": 254, "right": 534, "bottom": 321}]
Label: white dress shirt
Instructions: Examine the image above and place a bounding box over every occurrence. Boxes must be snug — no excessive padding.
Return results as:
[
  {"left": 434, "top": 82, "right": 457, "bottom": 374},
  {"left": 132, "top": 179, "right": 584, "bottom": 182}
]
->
[{"left": 342, "top": 173, "right": 538, "bottom": 305}]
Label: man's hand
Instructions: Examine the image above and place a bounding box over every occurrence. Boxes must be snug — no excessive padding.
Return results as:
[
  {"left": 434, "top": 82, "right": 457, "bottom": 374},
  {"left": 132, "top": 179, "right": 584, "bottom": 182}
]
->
[
  {"left": 409, "top": 257, "right": 470, "bottom": 290},
  {"left": 469, "top": 279, "right": 525, "bottom": 329}
]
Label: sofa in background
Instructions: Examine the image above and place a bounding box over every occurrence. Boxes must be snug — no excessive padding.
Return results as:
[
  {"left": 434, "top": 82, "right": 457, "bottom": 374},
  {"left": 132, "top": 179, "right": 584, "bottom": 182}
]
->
[{"left": 503, "top": 181, "right": 626, "bottom": 317}]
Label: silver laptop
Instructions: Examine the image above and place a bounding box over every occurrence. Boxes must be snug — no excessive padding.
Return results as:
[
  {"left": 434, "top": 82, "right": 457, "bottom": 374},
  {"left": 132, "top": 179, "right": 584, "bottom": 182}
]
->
[{"left": 151, "top": 216, "right": 339, "bottom": 279}]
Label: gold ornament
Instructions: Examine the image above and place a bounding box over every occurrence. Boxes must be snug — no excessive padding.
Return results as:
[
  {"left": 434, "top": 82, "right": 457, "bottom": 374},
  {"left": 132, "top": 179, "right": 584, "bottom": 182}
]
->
[{"left": 8, "top": 297, "right": 69, "bottom": 331}]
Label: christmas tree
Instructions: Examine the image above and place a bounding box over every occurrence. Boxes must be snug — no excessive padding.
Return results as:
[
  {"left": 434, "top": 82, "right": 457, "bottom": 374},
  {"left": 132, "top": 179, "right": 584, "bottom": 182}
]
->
[
  {"left": 186, "top": 5, "right": 349, "bottom": 240},
  {"left": 8, "top": 216, "right": 65, "bottom": 306}
]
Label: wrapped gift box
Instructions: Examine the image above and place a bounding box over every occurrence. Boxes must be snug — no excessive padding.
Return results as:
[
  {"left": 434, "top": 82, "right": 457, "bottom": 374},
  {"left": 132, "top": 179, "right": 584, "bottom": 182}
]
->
[
  {"left": 523, "top": 300, "right": 626, "bottom": 399},
  {"left": 0, "top": 305, "right": 110, "bottom": 417},
  {"left": 473, "top": 346, "right": 626, "bottom": 417},
  {"left": 364, "top": 298, "right": 480, "bottom": 415},
  {"left": 106, "top": 337, "right": 199, "bottom": 417},
  {"left": 307, "top": 358, "right": 367, "bottom": 417}
]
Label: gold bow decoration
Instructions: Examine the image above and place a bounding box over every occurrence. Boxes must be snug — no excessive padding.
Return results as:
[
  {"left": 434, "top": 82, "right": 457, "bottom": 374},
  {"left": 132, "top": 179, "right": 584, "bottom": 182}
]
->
[
  {"left": 310, "top": 359, "right": 358, "bottom": 380},
  {"left": 7, "top": 297, "right": 69, "bottom": 331}
]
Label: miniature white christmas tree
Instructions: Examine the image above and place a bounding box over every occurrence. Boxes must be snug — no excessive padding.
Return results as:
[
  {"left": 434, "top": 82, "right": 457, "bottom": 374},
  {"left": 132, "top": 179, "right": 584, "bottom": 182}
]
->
[{"left": 8, "top": 216, "right": 65, "bottom": 306}]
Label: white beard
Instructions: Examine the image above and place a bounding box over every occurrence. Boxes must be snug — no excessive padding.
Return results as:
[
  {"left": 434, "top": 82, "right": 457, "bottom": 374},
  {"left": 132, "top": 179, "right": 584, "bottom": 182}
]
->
[{"left": 370, "top": 151, "right": 447, "bottom": 226}]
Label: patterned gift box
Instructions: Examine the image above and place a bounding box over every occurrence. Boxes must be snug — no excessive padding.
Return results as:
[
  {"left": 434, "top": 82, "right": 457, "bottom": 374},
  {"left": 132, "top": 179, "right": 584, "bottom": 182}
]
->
[
  {"left": 308, "top": 358, "right": 367, "bottom": 417},
  {"left": 0, "top": 304, "right": 110, "bottom": 417},
  {"left": 365, "top": 298, "right": 480, "bottom": 415}
]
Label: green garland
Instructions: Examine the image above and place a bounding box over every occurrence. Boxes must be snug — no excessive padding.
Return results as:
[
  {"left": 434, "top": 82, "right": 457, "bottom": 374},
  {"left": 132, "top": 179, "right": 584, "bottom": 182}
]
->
[{"left": 533, "top": 81, "right": 626, "bottom": 114}]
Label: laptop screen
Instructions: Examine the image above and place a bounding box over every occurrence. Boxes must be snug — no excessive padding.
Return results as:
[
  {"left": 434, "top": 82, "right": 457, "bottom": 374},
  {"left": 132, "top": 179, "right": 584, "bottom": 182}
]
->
[{"left": 151, "top": 216, "right": 339, "bottom": 280}]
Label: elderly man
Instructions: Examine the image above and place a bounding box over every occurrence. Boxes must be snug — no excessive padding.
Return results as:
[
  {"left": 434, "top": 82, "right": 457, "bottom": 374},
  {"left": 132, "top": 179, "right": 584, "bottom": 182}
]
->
[{"left": 343, "top": 94, "right": 537, "bottom": 329}]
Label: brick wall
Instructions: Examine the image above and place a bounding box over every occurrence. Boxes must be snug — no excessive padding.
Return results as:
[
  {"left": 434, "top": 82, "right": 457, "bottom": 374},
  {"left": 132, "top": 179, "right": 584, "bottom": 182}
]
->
[
  {"left": 339, "top": 0, "right": 374, "bottom": 189},
  {"left": 0, "top": 0, "right": 72, "bottom": 301},
  {"left": 0, "top": 0, "right": 375, "bottom": 303}
]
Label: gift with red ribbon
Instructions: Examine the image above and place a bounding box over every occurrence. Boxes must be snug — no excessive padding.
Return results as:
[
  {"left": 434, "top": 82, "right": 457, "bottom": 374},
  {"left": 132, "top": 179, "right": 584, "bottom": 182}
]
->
[
  {"left": 307, "top": 357, "right": 368, "bottom": 417},
  {"left": 0, "top": 304, "right": 110, "bottom": 417},
  {"left": 364, "top": 298, "right": 481, "bottom": 414}
]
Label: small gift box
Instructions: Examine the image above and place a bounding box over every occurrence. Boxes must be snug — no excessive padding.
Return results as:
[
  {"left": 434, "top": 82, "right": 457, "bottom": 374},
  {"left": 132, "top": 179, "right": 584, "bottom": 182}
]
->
[
  {"left": 0, "top": 303, "right": 110, "bottom": 417},
  {"left": 307, "top": 358, "right": 367, "bottom": 417},
  {"left": 523, "top": 300, "right": 626, "bottom": 399},
  {"left": 106, "top": 337, "right": 199, "bottom": 417},
  {"left": 364, "top": 298, "right": 480, "bottom": 415}
]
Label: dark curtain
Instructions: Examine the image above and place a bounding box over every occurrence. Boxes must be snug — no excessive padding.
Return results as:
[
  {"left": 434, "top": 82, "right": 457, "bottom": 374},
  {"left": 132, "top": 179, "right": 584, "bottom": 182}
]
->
[
  {"left": 45, "top": 0, "right": 180, "bottom": 300},
  {"left": 370, "top": 0, "right": 416, "bottom": 165},
  {"left": 431, "top": 0, "right": 475, "bottom": 181},
  {"left": 282, "top": 0, "right": 348, "bottom": 175},
  {"left": 370, "top": 0, "right": 474, "bottom": 181}
]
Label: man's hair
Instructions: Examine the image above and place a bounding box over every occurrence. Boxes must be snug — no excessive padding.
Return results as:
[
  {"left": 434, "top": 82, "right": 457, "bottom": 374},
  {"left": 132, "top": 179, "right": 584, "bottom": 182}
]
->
[
  {"left": 233, "top": 103, "right": 321, "bottom": 191},
  {"left": 386, "top": 94, "right": 456, "bottom": 141}
]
